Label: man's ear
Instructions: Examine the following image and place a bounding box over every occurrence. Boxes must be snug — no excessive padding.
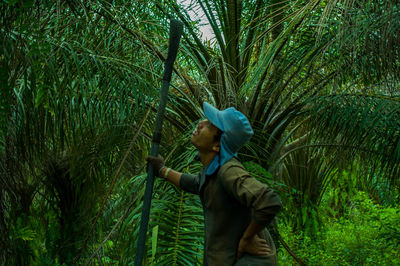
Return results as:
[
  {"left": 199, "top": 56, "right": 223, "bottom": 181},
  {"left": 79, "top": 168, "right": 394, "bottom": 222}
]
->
[{"left": 212, "top": 143, "right": 220, "bottom": 153}]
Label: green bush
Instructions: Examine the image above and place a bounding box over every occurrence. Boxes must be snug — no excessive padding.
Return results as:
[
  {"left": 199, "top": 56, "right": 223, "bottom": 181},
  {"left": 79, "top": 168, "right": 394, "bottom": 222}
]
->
[{"left": 279, "top": 192, "right": 400, "bottom": 265}]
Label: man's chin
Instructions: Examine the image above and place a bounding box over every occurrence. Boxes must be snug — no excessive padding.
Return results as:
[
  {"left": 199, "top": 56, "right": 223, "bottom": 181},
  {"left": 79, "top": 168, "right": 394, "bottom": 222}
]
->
[{"left": 190, "top": 138, "right": 198, "bottom": 148}]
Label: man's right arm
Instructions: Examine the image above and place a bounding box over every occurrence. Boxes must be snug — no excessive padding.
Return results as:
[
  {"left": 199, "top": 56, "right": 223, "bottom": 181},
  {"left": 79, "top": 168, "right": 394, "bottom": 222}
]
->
[
  {"left": 146, "top": 155, "right": 200, "bottom": 195},
  {"left": 160, "top": 168, "right": 200, "bottom": 195},
  {"left": 160, "top": 167, "right": 182, "bottom": 187}
]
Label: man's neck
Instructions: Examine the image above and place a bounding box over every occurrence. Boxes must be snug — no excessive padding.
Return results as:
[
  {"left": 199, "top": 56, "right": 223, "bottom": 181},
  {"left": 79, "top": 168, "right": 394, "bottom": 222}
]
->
[{"left": 198, "top": 151, "right": 217, "bottom": 167}]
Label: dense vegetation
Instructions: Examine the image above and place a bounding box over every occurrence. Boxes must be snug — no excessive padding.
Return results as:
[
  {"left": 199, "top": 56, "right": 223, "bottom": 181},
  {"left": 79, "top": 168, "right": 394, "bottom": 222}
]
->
[{"left": 1, "top": 0, "right": 399, "bottom": 265}]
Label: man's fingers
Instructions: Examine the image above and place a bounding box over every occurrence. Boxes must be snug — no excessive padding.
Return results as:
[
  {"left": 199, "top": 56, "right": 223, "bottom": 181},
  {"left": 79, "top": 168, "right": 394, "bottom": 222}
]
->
[
  {"left": 256, "top": 238, "right": 267, "bottom": 244},
  {"left": 254, "top": 241, "right": 271, "bottom": 255},
  {"left": 146, "top": 155, "right": 164, "bottom": 162},
  {"left": 237, "top": 236, "right": 272, "bottom": 260},
  {"left": 255, "top": 248, "right": 271, "bottom": 255},
  {"left": 146, "top": 156, "right": 160, "bottom": 163},
  {"left": 259, "top": 247, "right": 271, "bottom": 252},
  {"left": 256, "top": 240, "right": 269, "bottom": 248},
  {"left": 257, "top": 241, "right": 268, "bottom": 247}
]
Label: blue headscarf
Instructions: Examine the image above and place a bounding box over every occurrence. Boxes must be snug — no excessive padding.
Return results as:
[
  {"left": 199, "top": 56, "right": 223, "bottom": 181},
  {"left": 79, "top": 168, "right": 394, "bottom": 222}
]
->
[{"left": 202, "top": 102, "right": 254, "bottom": 175}]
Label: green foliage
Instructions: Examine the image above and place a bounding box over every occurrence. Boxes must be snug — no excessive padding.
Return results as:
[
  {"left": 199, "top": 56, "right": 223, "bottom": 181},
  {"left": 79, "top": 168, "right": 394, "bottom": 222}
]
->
[
  {"left": 309, "top": 94, "right": 400, "bottom": 185},
  {"left": 242, "top": 160, "right": 274, "bottom": 185},
  {"left": 279, "top": 191, "right": 400, "bottom": 265}
]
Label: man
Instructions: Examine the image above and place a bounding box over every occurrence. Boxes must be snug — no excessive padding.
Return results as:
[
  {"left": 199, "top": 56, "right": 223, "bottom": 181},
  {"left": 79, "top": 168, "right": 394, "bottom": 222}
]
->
[{"left": 147, "top": 102, "right": 282, "bottom": 265}]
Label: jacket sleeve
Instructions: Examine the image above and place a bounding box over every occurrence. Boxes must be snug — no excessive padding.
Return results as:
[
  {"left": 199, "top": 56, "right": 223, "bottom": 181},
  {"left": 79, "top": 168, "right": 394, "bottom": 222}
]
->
[
  {"left": 179, "top": 173, "right": 200, "bottom": 195},
  {"left": 220, "top": 164, "right": 282, "bottom": 227}
]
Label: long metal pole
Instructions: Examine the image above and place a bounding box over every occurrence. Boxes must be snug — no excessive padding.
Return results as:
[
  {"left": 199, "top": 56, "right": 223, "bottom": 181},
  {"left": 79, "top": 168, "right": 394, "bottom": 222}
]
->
[{"left": 134, "top": 19, "right": 183, "bottom": 265}]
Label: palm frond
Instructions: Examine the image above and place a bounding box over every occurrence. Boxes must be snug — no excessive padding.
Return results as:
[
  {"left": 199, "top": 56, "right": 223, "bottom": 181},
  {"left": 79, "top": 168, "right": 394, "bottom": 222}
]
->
[{"left": 308, "top": 94, "right": 400, "bottom": 184}]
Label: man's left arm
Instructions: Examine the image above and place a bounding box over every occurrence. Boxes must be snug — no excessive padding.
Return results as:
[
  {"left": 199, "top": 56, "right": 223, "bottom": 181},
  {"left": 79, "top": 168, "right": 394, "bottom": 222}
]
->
[{"left": 220, "top": 165, "right": 282, "bottom": 257}]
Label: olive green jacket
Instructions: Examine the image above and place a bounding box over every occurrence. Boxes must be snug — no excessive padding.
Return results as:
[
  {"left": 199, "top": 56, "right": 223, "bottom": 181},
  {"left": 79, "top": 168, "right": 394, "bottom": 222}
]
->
[{"left": 180, "top": 157, "right": 282, "bottom": 265}]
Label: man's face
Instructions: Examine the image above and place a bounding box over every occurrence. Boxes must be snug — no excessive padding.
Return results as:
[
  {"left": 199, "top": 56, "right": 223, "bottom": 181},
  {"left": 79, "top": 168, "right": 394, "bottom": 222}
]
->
[{"left": 191, "top": 120, "right": 221, "bottom": 153}]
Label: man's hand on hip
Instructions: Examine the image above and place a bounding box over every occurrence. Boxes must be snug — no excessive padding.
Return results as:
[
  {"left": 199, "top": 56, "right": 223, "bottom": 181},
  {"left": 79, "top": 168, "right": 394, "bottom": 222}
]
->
[{"left": 237, "top": 235, "right": 271, "bottom": 260}]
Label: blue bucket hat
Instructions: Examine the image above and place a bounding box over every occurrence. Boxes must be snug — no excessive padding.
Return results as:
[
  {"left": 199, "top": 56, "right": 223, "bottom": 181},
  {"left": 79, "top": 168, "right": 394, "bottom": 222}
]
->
[{"left": 203, "top": 102, "right": 254, "bottom": 175}]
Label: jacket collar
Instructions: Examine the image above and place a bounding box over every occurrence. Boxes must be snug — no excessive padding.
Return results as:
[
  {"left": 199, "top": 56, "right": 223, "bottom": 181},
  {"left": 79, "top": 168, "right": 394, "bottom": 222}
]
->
[{"left": 197, "top": 154, "right": 220, "bottom": 193}]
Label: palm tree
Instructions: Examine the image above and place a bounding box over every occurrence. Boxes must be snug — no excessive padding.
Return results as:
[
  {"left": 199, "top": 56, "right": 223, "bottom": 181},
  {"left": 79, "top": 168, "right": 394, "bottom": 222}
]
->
[{"left": 1, "top": 1, "right": 161, "bottom": 264}]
